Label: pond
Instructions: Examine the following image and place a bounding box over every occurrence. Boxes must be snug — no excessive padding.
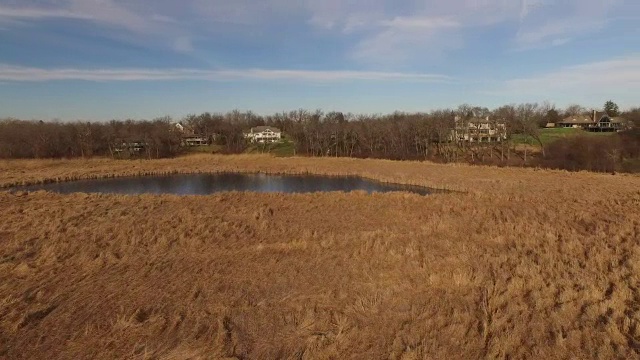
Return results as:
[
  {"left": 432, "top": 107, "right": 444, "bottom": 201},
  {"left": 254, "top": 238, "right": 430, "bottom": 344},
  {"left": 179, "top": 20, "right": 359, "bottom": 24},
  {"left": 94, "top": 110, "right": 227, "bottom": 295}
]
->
[{"left": 20, "top": 173, "right": 432, "bottom": 196}]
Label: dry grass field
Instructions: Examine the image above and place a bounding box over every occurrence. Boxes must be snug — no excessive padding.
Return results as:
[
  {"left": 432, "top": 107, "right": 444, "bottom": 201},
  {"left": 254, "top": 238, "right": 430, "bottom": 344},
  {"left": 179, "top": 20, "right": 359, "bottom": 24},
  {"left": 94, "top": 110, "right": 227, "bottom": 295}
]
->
[{"left": 1, "top": 154, "right": 640, "bottom": 359}]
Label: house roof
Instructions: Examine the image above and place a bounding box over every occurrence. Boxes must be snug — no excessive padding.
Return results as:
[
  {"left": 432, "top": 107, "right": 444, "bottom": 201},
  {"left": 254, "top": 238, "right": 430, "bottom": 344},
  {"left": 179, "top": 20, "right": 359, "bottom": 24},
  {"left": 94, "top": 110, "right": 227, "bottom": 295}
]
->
[
  {"left": 595, "top": 111, "right": 608, "bottom": 120},
  {"left": 558, "top": 116, "right": 594, "bottom": 124},
  {"left": 249, "top": 126, "right": 281, "bottom": 133},
  {"left": 596, "top": 114, "right": 627, "bottom": 124},
  {"left": 610, "top": 117, "right": 627, "bottom": 124},
  {"left": 455, "top": 117, "right": 504, "bottom": 124},
  {"left": 174, "top": 122, "right": 197, "bottom": 134}
]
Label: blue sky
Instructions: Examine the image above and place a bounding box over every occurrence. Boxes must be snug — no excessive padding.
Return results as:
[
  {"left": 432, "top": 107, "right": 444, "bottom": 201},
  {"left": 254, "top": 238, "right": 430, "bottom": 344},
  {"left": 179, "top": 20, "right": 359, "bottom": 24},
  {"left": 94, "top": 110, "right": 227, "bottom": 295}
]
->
[{"left": 0, "top": 0, "right": 639, "bottom": 120}]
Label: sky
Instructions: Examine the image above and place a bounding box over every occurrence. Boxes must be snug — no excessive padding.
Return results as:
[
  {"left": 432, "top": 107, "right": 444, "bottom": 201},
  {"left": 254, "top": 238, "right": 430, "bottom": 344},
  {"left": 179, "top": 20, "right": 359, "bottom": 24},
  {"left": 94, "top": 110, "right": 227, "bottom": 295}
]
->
[{"left": 0, "top": 0, "right": 639, "bottom": 121}]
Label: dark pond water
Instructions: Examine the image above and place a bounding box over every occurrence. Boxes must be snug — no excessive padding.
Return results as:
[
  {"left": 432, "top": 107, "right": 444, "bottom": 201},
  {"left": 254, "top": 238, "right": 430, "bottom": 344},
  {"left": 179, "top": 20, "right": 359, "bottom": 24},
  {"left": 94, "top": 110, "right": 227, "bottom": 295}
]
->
[{"left": 21, "top": 173, "right": 432, "bottom": 195}]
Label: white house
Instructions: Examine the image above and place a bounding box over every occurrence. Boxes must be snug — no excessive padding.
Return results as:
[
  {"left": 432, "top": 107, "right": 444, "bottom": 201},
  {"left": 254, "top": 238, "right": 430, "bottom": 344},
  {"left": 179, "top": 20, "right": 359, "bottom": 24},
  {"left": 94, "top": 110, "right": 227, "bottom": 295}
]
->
[
  {"left": 244, "top": 126, "right": 282, "bottom": 143},
  {"left": 451, "top": 116, "right": 507, "bottom": 143}
]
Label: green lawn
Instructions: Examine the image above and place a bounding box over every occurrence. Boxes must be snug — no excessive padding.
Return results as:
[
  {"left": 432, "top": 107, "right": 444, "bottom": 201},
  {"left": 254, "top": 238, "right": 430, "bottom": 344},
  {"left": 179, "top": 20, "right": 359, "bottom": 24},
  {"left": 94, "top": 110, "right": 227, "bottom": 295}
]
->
[
  {"left": 512, "top": 128, "right": 617, "bottom": 146},
  {"left": 244, "top": 139, "right": 296, "bottom": 157},
  {"left": 182, "top": 140, "right": 296, "bottom": 157}
]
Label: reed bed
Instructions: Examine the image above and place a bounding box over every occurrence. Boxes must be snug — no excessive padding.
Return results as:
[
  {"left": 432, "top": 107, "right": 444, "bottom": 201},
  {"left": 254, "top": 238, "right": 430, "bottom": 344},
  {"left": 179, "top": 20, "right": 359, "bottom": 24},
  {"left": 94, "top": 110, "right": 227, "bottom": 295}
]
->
[
  {"left": 1, "top": 154, "right": 639, "bottom": 359},
  {"left": 1, "top": 154, "right": 639, "bottom": 196}
]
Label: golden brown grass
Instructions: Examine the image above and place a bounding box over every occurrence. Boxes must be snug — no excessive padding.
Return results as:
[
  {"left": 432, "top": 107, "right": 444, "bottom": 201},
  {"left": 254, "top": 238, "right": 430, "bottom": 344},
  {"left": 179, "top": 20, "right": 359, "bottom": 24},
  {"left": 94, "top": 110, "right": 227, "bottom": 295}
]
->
[
  {"left": 1, "top": 153, "right": 639, "bottom": 196},
  {"left": 1, "top": 154, "right": 640, "bottom": 359}
]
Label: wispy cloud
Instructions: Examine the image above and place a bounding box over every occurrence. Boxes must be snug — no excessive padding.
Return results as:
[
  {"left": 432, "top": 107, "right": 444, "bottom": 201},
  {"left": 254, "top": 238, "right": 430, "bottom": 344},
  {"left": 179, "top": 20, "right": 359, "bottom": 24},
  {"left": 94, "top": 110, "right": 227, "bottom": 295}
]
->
[
  {"left": 0, "top": 64, "right": 450, "bottom": 83},
  {"left": 0, "top": 6, "right": 91, "bottom": 20},
  {"left": 380, "top": 16, "right": 460, "bottom": 30},
  {"left": 515, "top": 0, "right": 615, "bottom": 49},
  {"left": 172, "top": 37, "right": 194, "bottom": 53},
  {"left": 500, "top": 55, "right": 640, "bottom": 96},
  {"left": 0, "top": 0, "right": 633, "bottom": 65},
  {"left": 0, "top": 1, "right": 188, "bottom": 51},
  {"left": 306, "top": 0, "right": 625, "bottom": 64},
  {"left": 0, "top": 2, "right": 151, "bottom": 32},
  {"left": 349, "top": 16, "right": 464, "bottom": 65}
]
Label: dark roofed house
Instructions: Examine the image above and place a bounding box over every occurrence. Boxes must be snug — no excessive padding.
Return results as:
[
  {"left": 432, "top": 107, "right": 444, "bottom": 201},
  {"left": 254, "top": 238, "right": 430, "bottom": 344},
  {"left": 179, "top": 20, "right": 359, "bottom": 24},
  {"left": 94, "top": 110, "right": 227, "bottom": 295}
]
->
[
  {"left": 607, "top": 117, "right": 629, "bottom": 129},
  {"left": 174, "top": 122, "right": 213, "bottom": 146},
  {"left": 557, "top": 110, "right": 628, "bottom": 132},
  {"left": 557, "top": 115, "right": 594, "bottom": 129}
]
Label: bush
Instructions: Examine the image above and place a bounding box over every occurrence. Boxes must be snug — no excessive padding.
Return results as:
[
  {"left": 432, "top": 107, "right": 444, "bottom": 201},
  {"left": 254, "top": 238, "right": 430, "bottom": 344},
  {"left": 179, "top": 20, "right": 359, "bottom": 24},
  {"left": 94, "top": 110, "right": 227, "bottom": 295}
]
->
[{"left": 541, "top": 135, "right": 623, "bottom": 172}]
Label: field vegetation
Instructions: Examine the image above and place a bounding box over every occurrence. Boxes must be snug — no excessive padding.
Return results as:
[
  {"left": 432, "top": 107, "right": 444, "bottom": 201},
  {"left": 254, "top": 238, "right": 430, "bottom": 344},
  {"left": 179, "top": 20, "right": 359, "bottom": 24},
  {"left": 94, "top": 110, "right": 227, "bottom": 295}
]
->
[{"left": 1, "top": 155, "right": 640, "bottom": 359}]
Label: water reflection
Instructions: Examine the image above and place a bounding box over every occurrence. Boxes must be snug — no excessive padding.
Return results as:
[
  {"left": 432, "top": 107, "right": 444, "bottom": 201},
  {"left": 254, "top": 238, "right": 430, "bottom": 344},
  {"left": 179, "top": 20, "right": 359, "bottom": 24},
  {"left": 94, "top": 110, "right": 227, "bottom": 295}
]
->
[{"left": 22, "top": 173, "right": 431, "bottom": 196}]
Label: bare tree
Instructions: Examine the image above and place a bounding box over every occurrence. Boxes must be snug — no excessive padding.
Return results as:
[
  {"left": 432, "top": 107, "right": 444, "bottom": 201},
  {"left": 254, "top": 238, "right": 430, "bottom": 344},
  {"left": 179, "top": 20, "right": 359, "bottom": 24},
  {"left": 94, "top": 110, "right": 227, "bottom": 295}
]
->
[{"left": 564, "top": 104, "right": 586, "bottom": 117}]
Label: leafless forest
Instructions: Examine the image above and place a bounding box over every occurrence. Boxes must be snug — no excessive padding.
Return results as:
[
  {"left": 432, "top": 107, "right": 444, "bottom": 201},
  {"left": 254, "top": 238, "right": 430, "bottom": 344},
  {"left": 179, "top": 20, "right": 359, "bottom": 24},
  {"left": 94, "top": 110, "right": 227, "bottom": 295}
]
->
[
  {"left": 1, "top": 155, "right": 640, "bottom": 359},
  {"left": 2, "top": 104, "right": 639, "bottom": 172}
]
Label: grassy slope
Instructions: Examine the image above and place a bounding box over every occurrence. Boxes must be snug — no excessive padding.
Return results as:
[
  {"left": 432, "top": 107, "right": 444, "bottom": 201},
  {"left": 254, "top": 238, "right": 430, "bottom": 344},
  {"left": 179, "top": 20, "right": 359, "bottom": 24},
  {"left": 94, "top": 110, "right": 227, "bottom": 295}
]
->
[
  {"left": 182, "top": 140, "right": 296, "bottom": 157},
  {"left": 1, "top": 155, "right": 640, "bottom": 359},
  {"left": 512, "top": 128, "right": 617, "bottom": 146},
  {"left": 244, "top": 139, "right": 296, "bottom": 157}
]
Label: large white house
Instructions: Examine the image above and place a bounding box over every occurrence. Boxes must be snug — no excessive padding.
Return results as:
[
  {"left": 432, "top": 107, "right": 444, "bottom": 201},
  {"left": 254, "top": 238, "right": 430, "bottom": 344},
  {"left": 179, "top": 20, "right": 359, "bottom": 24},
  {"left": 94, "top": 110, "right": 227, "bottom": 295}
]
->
[
  {"left": 451, "top": 116, "right": 507, "bottom": 143},
  {"left": 244, "top": 126, "right": 282, "bottom": 143}
]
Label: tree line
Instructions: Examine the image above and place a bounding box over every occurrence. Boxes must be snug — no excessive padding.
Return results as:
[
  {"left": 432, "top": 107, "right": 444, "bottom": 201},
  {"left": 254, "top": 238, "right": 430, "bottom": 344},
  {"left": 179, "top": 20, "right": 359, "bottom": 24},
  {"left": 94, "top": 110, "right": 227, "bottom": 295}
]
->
[{"left": 1, "top": 103, "right": 639, "bottom": 172}]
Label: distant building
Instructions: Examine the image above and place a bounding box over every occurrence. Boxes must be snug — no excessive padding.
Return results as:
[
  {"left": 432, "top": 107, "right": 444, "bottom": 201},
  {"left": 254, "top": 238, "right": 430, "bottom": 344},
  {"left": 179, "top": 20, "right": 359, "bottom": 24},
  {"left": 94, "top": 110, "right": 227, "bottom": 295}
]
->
[
  {"left": 557, "top": 111, "right": 628, "bottom": 132},
  {"left": 557, "top": 114, "right": 597, "bottom": 129},
  {"left": 182, "top": 135, "right": 209, "bottom": 147},
  {"left": 174, "top": 122, "right": 212, "bottom": 146},
  {"left": 113, "top": 141, "right": 147, "bottom": 154},
  {"left": 451, "top": 116, "right": 507, "bottom": 143},
  {"left": 244, "top": 126, "right": 282, "bottom": 143}
]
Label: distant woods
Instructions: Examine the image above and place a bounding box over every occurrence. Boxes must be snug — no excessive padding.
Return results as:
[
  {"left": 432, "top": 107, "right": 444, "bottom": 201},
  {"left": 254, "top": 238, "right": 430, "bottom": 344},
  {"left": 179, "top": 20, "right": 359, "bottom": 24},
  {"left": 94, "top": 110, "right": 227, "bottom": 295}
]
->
[
  {"left": 2, "top": 104, "right": 640, "bottom": 173},
  {"left": 0, "top": 117, "right": 183, "bottom": 159}
]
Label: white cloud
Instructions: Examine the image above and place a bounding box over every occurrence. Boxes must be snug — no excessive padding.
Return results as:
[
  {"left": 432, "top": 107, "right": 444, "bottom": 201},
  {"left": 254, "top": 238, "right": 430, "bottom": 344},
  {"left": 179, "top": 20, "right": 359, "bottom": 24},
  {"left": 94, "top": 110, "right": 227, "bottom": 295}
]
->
[
  {"left": 66, "top": 0, "right": 152, "bottom": 33},
  {"left": 515, "top": 0, "right": 615, "bottom": 49},
  {"left": 502, "top": 55, "right": 640, "bottom": 95},
  {"left": 350, "top": 17, "right": 464, "bottom": 65},
  {"left": 306, "top": 0, "right": 625, "bottom": 64},
  {"left": 0, "top": 6, "right": 91, "bottom": 20},
  {"left": 380, "top": 16, "right": 460, "bottom": 30},
  {"left": 0, "top": 0, "right": 631, "bottom": 63},
  {"left": 151, "top": 14, "right": 178, "bottom": 24},
  {"left": 304, "top": 1, "right": 512, "bottom": 64},
  {"left": 0, "top": 1, "right": 154, "bottom": 33},
  {"left": 0, "top": 64, "right": 450, "bottom": 83},
  {"left": 0, "top": 1, "right": 195, "bottom": 53},
  {"left": 306, "top": 0, "right": 387, "bottom": 31},
  {"left": 519, "top": 0, "right": 546, "bottom": 21},
  {"left": 172, "top": 36, "right": 194, "bottom": 53},
  {"left": 551, "top": 38, "right": 571, "bottom": 47},
  {"left": 190, "top": 0, "right": 303, "bottom": 25}
]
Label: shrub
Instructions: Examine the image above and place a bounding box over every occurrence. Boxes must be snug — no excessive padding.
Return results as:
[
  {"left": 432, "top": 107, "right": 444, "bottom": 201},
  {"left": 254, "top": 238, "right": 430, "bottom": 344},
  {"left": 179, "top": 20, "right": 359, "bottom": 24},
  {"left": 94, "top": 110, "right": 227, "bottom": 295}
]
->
[{"left": 541, "top": 135, "right": 623, "bottom": 172}]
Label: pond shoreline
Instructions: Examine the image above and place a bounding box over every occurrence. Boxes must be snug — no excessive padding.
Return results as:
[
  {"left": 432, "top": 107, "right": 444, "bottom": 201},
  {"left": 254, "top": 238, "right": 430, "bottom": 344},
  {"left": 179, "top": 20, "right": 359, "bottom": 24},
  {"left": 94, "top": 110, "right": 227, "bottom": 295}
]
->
[
  {"left": 2, "top": 154, "right": 637, "bottom": 198},
  {"left": 15, "top": 172, "right": 436, "bottom": 196}
]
